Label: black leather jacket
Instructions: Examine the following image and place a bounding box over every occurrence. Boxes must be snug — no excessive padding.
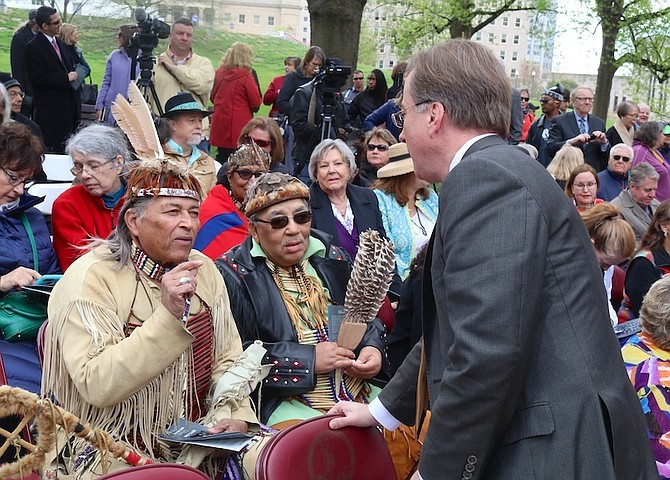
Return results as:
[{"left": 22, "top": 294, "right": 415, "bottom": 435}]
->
[{"left": 215, "top": 229, "right": 388, "bottom": 423}]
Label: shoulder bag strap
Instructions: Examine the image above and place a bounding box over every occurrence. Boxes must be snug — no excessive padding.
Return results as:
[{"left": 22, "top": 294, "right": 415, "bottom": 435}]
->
[{"left": 20, "top": 212, "right": 39, "bottom": 272}]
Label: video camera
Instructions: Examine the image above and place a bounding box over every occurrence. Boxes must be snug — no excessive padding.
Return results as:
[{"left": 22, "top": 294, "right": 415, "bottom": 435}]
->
[
  {"left": 130, "top": 7, "right": 170, "bottom": 54},
  {"left": 313, "top": 59, "right": 351, "bottom": 95}
]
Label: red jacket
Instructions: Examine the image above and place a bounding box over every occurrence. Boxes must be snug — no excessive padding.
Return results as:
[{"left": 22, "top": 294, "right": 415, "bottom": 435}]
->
[
  {"left": 52, "top": 184, "right": 123, "bottom": 270},
  {"left": 263, "top": 75, "right": 285, "bottom": 118},
  {"left": 210, "top": 67, "right": 262, "bottom": 149}
]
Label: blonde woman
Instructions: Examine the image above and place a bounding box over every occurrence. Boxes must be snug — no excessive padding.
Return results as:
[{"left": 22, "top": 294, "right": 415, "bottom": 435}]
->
[
  {"left": 210, "top": 42, "right": 262, "bottom": 163},
  {"left": 58, "top": 23, "right": 90, "bottom": 96},
  {"left": 546, "top": 144, "right": 584, "bottom": 190}
]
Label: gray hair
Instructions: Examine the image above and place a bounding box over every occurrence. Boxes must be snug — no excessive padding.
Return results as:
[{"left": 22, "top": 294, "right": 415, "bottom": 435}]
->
[
  {"left": 405, "top": 39, "right": 511, "bottom": 139},
  {"left": 640, "top": 276, "right": 670, "bottom": 350},
  {"left": 570, "top": 86, "right": 594, "bottom": 102},
  {"left": 610, "top": 143, "right": 633, "bottom": 159},
  {"left": 87, "top": 196, "right": 151, "bottom": 267},
  {"left": 0, "top": 83, "right": 10, "bottom": 125},
  {"left": 629, "top": 162, "right": 660, "bottom": 185},
  {"left": 66, "top": 123, "right": 132, "bottom": 166},
  {"left": 308, "top": 138, "right": 356, "bottom": 182}
]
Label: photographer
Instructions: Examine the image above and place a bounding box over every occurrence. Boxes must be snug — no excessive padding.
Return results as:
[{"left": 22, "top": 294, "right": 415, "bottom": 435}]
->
[{"left": 289, "top": 58, "right": 351, "bottom": 184}]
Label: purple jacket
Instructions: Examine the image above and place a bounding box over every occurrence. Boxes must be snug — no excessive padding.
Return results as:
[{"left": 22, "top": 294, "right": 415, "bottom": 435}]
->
[
  {"left": 632, "top": 140, "right": 670, "bottom": 202},
  {"left": 96, "top": 48, "right": 139, "bottom": 124}
]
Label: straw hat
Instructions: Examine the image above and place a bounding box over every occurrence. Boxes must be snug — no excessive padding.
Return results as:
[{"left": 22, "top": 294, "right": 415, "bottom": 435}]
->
[{"left": 377, "top": 142, "right": 414, "bottom": 178}]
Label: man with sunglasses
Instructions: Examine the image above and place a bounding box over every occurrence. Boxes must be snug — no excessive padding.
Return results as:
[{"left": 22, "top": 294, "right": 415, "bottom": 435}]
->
[
  {"left": 527, "top": 84, "right": 564, "bottom": 167},
  {"left": 597, "top": 143, "right": 634, "bottom": 201},
  {"left": 162, "top": 92, "right": 217, "bottom": 196},
  {"left": 216, "top": 172, "right": 387, "bottom": 427},
  {"left": 23, "top": 5, "right": 79, "bottom": 153},
  {"left": 342, "top": 70, "right": 365, "bottom": 107}
]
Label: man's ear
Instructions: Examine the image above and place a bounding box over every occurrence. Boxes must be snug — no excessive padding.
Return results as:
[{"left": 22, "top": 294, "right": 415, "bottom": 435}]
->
[
  {"left": 427, "top": 102, "right": 446, "bottom": 137},
  {"left": 248, "top": 221, "right": 260, "bottom": 243},
  {"left": 125, "top": 208, "right": 140, "bottom": 238}
]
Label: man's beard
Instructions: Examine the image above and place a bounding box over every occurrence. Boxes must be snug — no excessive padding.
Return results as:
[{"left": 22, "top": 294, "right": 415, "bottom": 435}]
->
[{"left": 187, "top": 133, "right": 202, "bottom": 146}]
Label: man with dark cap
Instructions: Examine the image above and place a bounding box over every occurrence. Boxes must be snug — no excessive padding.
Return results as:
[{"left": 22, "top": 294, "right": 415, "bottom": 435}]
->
[
  {"left": 2, "top": 77, "right": 41, "bottom": 138},
  {"left": 10, "top": 9, "right": 38, "bottom": 116},
  {"left": 527, "top": 84, "right": 563, "bottom": 166},
  {"left": 162, "top": 92, "right": 217, "bottom": 195}
]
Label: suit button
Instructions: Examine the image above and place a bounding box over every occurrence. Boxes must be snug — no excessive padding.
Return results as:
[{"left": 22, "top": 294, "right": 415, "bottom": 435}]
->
[
  {"left": 467, "top": 455, "right": 477, "bottom": 464},
  {"left": 463, "top": 473, "right": 472, "bottom": 480},
  {"left": 465, "top": 464, "right": 475, "bottom": 472}
]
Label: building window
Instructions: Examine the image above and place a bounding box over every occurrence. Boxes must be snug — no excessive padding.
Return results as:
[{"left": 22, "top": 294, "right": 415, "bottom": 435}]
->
[
  {"left": 515, "top": 17, "right": 521, "bottom": 27},
  {"left": 379, "top": 45, "right": 385, "bottom": 53},
  {"left": 512, "top": 51, "right": 518, "bottom": 61},
  {"left": 303, "top": 16, "right": 308, "bottom": 22},
  {"left": 239, "top": 14, "right": 245, "bottom": 24},
  {"left": 511, "top": 68, "right": 517, "bottom": 77},
  {"left": 513, "top": 35, "right": 519, "bottom": 44},
  {"left": 253, "top": 15, "right": 260, "bottom": 25},
  {"left": 389, "top": 60, "right": 394, "bottom": 67},
  {"left": 502, "top": 16, "right": 509, "bottom": 26},
  {"left": 268, "top": 16, "right": 275, "bottom": 26},
  {"left": 378, "top": 60, "right": 384, "bottom": 68},
  {"left": 204, "top": 8, "right": 214, "bottom": 24},
  {"left": 501, "top": 34, "right": 507, "bottom": 44},
  {"left": 488, "top": 33, "right": 494, "bottom": 43},
  {"left": 375, "top": 12, "right": 380, "bottom": 20},
  {"left": 303, "top": 27, "right": 308, "bottom": 32},
  {"left": 500, "top": 51, "right": 506, "bottom": 60},
  {"left": 475, "top": 32, "right": 482, "bottom": 41}
]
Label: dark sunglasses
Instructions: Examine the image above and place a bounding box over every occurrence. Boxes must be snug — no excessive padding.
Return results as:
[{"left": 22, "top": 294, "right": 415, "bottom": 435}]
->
[
  {"left": 520, "top": 96, "right": 530, "bottom": 102},
  {"left": 353, "top": 77, "right": 364, "bottom": 81},
  {"left": 367, "top": 143, "right": 389, "bottom": 152},
  {"left": 243, "top": 135, "right": 272, "bottom": 148},
  {"left": 235, "top": 169, "right": 264, "bottom": 181},
  {"left": 254, "top": 211, "right": 312, "bottom": 229},
  {"left": 540, "top": 98, "right": 551, "bottom": 104},
  {"left": 612, "top": 155, "right": 631, "bottom": 162}
]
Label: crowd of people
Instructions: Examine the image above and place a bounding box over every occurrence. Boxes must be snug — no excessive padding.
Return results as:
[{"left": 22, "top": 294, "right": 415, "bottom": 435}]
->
[{"left": 2, "top": 6, "right": 670, "bottom": 479}]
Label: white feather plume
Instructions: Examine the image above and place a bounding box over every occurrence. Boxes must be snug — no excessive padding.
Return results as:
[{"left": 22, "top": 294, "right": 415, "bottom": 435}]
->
[{"left": 111, "top": 82, "right": 164, "bottom": 161}]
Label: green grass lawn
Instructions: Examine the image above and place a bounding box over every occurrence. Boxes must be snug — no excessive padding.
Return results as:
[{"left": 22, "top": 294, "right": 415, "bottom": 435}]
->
[
  {"left": 0, "top": 7, "right": 391, "bottom": 117},
  {"left": 0, "top": 8, "right": 309, "bottom": 116}
]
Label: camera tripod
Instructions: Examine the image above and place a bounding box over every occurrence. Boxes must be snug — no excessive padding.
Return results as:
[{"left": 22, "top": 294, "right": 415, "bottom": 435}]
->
[{"left": 135, "top": 54, "right": 163, "bottom": 116}]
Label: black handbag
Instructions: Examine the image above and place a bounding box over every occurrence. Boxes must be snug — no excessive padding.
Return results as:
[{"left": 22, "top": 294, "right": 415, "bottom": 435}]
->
[
  {"left": 81, "top": 75, "right": 98, "bottom": 105},
  {"left": 0, "top": 213, "right": 48, "bottom": 342}
]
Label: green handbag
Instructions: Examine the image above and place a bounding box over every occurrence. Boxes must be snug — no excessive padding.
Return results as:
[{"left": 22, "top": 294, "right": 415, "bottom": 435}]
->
[{"left": 0, "top": 213, "right": 48, "bottom": 341}]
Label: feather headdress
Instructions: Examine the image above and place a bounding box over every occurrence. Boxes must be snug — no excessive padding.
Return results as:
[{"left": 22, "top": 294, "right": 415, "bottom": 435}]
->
[
  {"left": 338, "top": 229, "right": 396, "bottom": 350},
  {"left": 111, "top": 82, "right": 164, "bottom": 161}
]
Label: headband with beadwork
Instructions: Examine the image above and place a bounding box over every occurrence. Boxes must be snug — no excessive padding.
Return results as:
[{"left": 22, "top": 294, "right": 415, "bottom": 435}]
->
[{"left": 124, "top": 159, "right": 204, "bottom": 203}]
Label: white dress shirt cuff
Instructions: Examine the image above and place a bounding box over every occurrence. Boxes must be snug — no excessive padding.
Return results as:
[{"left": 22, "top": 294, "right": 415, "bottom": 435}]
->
[{"left": 369, "top": 397, "right": 401, "bottom": 431}]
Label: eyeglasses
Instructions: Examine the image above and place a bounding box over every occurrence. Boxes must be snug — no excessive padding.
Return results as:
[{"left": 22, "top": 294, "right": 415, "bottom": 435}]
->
[
  {"left": 9, "top": 91, "right": 25, "bottom": 99},
  {"left": 367, "top": 143, "right": 389, "bottom": 152},
  {"left": 573, "top": 182, "right": 597, "bottom": 190},
  {"left": 353, "top": 77, "right": 364, "bottom": 81},
  {"left": 243, "top": 135, "right": 272, "bottom": 148},
  {"left": 391, "top": 100, "right": 433, "bottom": 129},
  {"left": 1, "top": 167, "right": 34, "bottom": 188},
  {"left": 235, "top": 169, "right": 264, "bottom": 181},
  {"left": 612, "top": 155, "right": 631, "bottom": 162},
  {"left": 70, "top": 158, "right": 115, "bottom": 177},
  {"left": 520, "top": 96, "right": 530, "bottom": 102},
  {"left": 49, "top": 19, "right": 62, "bottom": 25},
  {"left": 575, "top": 97, "right": 594, "bottom": 102},
  {"left": 540, "top": 98, "right": 551, "bottom": 104},
  {"left": 254, "top": 211, "right": 312, "bottom": 229}
]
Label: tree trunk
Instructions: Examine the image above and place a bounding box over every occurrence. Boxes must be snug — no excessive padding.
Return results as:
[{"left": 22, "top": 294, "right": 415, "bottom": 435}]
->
[
  {"left": 593, "top": 0, "right": 623, "bottom": 120},
  {"left": 308, "top": 0, "right": 367, "bottom": 71}
]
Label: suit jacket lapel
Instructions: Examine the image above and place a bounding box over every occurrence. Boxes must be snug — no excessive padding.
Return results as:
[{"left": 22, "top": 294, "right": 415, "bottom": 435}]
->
[{"left": 40, "top": 33, "right": 67, "bottom": 71}]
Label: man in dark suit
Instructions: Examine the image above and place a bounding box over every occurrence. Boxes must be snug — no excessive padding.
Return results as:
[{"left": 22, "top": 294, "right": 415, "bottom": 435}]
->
[
  {"left": 330, "top": 39, "right": 656, "bottom": 480},
  {"left": 10, "top": 9, "right": 38, "bottom": 116},
  {"left": 546, "top": 86, "right": 610, "bottom": 171},
  {"left": 24, "top": 6, "right": 79, "bottom": 153}
]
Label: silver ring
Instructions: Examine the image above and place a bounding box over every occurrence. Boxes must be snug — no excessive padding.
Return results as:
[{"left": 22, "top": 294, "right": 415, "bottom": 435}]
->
[{"left": 178, "top": 276, "right": 191, "bottom": 285}]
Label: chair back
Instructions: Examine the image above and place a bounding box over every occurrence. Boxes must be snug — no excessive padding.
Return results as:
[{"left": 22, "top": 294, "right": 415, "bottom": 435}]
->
[
  {"left": 97, "top": 463, "right": 208, "bottom": 479},
  {"left": 256, "top": 414, "right": 397, "bottom": 480}
]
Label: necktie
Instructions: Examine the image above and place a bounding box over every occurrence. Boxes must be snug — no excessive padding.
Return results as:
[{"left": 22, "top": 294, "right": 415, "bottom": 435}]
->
[
  {"left": 578, "top": 117, "right": 587, "bottom": 134},
  {"left": 51, "top": 38, "right": 62, "bottom": 62}
]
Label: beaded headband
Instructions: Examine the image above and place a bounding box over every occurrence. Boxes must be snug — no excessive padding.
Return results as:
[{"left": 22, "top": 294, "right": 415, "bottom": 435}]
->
[{"left": 124, "top": 159, "right": 203, "bottom": 204}]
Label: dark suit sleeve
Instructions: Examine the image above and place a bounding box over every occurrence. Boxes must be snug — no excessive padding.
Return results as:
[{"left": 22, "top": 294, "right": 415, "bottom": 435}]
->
[
  {"left": 24, "top": 40, "right": 71, "bottom": 90},
  {"left": 546, "top": 115, "right": 568, "bottom": 159},
  {"left": 508, "top": 89, "right": 522, "bottom": 145},
  {"left": 410, "top": 156, "right": 549, "bottom": 478}
]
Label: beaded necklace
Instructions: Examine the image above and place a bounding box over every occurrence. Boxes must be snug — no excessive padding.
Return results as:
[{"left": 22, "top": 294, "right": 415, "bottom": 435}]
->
[{"left": 131, "top": 242, "right": 171, "bottom": 281}]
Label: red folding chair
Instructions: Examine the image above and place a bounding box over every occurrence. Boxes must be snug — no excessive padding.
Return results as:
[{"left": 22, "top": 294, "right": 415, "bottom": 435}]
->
[
  {"left": 97, "top": 463, "right": 208, "bottom": 479},
  {"left": 256, "top": 414, "right": 398, "bottom": 480}
]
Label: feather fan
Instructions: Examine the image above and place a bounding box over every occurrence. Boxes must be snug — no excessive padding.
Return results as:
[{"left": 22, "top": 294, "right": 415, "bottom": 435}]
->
[
  {"left": 111, "top": 82, "right": 164, "bottom": 161},
  {"left": 338, "top": 229, "right": 396, "bottom": 350}
]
